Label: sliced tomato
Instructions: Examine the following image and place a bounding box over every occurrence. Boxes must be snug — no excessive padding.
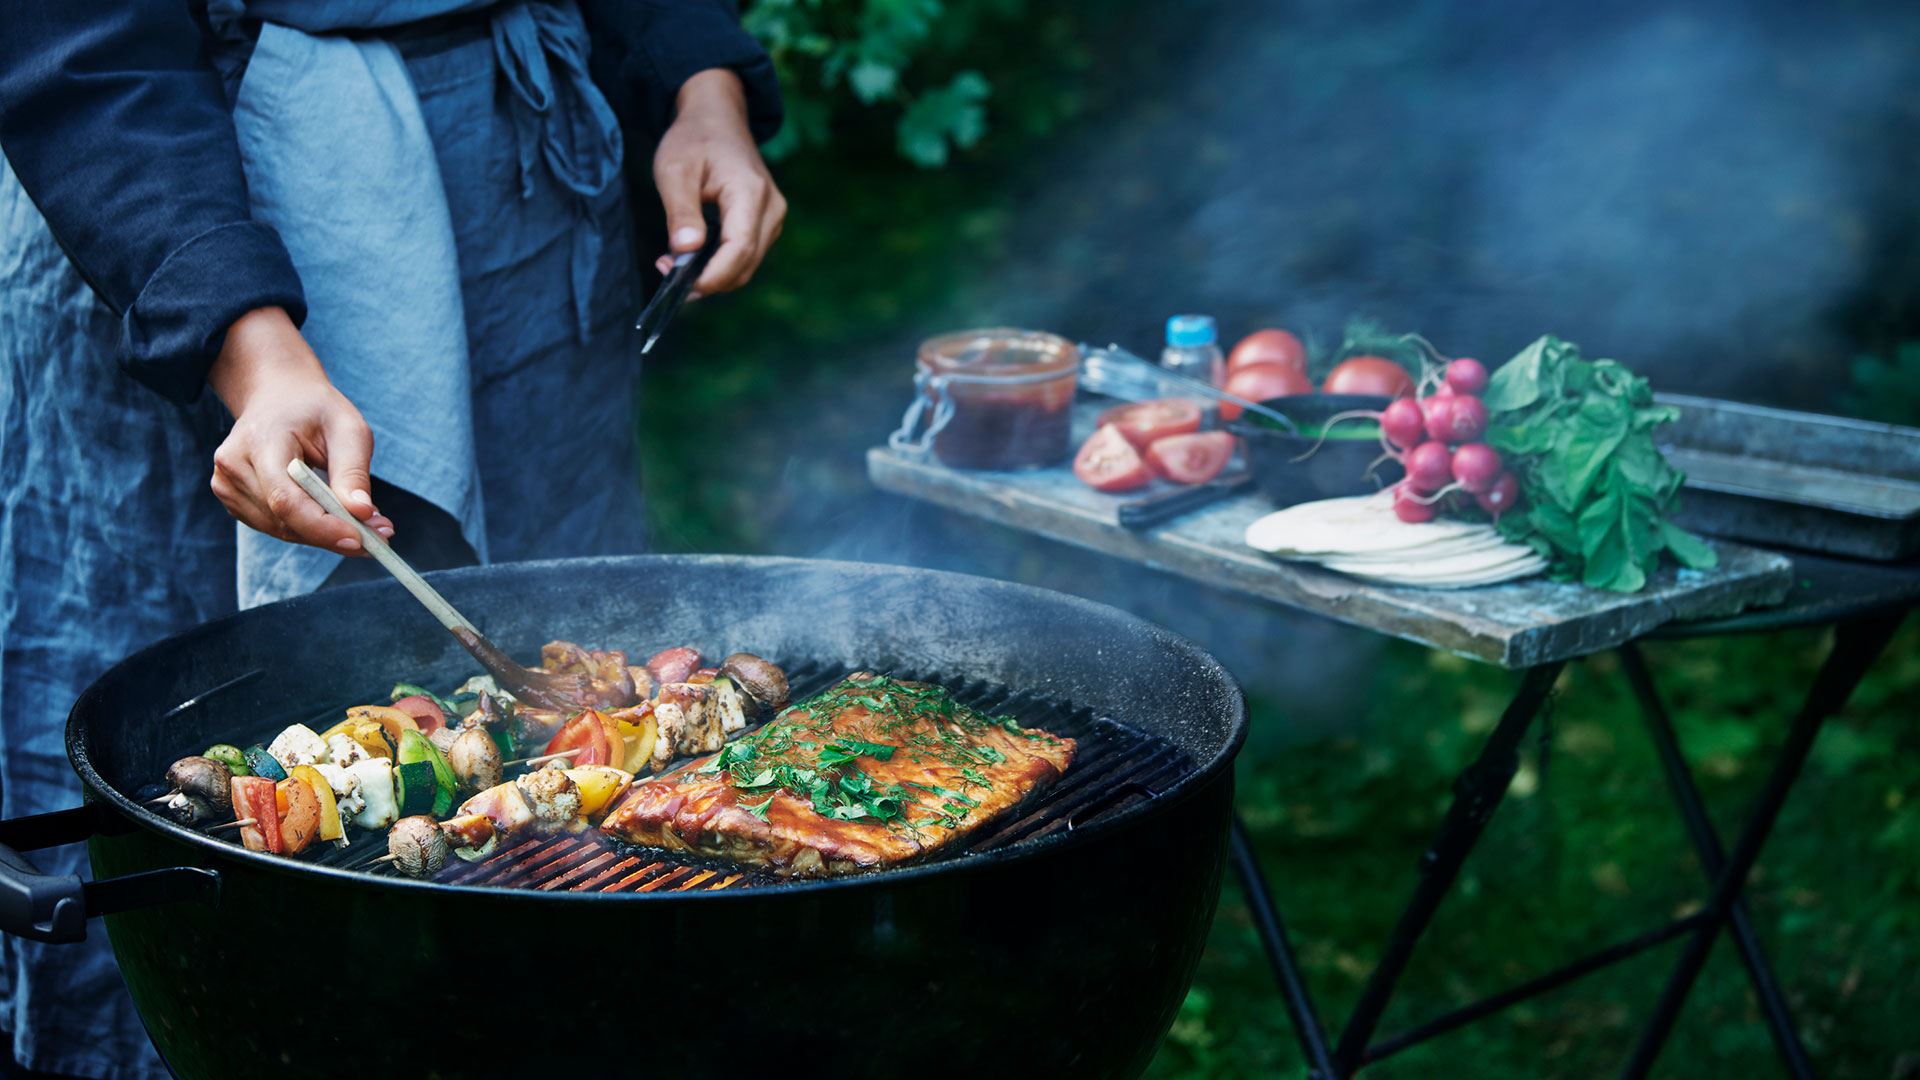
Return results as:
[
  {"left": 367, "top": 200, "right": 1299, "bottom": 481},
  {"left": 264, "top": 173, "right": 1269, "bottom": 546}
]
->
[
  {"left": 229, "top": 776, "right": 283, "bottom": 854},
  {"left": 390, "top": 695, "right": 446, "bottom": 733},
  {"left": 1220, "top": 363, "right": 1314, "bottom": 420},
  {"left": 545, "top": 711, "right": 617, "bottom": 767},
  {"left": 646, "top": 647, "right": 702, "bottom": 685},
  {"left": 1073, "top": 424, "right": 1153, "bottom": 493},
  {"left": 1094, "top": 399, "right": 1202, "bottom": 448},
  {"left": 1145, "top": 432, "right": 1237, "bottom": 484}
]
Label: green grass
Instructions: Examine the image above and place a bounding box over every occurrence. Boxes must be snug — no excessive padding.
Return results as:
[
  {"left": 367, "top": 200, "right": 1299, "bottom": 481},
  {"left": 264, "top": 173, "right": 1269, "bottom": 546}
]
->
[{"left": 1151, "top": 625, "right": 1920, "bottom": 1078}]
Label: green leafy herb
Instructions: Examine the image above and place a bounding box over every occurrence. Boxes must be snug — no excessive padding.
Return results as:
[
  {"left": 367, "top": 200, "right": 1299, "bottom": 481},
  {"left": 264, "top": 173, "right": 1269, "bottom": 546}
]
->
[
  {"left": 1485, "top": 335, "right": 1717, "bottom": 592},
  {"left": 740, "top": 794, "right": 776, "bottom": 821}
]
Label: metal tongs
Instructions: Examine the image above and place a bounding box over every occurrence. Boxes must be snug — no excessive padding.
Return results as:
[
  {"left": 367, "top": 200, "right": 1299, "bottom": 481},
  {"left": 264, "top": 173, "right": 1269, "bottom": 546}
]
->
[
  {"left": 1078, "top": 343, "right": 1298, "bottom": 433},
  {"left": 634, "top": 206, "right": 725, "bottom": 354},
  {"left": 287, "top": 461, "right": 628, "bottom": 711}
]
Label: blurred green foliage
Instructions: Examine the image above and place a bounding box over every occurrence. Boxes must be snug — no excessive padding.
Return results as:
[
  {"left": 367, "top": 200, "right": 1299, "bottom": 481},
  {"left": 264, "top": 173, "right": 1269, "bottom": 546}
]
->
[
  {"left": 1152, "top": 625, "right": 1920, "bottom": 1077},
  {"left": 1840, "top": 341, "right": 1920, "bottom": 427},
  {"left": 743, "top": 0, "right": 1093, "bottom": 166}
]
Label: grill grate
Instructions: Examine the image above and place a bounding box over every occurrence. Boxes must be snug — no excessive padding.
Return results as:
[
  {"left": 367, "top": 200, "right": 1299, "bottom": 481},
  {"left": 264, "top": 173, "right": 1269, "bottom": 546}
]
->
[{"left": 196, "top": 661, "right": 1190, "bottom": 893}]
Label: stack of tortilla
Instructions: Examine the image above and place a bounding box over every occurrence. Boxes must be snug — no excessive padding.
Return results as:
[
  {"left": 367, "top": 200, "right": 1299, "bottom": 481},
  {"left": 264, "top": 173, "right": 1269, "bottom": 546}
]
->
[{"left": 1245, "top": 491, "right": 1547, "bottom": 589}]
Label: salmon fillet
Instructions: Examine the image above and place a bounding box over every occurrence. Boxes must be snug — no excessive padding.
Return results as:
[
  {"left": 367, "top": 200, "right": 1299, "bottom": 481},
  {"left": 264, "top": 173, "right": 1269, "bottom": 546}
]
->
[{"left": 599, "top": 674, "right": 1075, "bottom": 876}]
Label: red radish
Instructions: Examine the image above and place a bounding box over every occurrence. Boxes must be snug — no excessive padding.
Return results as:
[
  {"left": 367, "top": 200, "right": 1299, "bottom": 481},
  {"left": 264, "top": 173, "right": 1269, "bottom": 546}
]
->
[
  {"left": 1145, "top": 431, "right": 1236, "bottom": 484},
  {"left": 1392, "top": 483, "right": 1437, "bottom": 522},
  {"left": 1443, "top": 395, "right": 1489, "bottom": 442},
  {"left": 1450, "top": 442, "right": 1503, "bottom": 493},
  {"left": 1405, "top": 441, "right": 1453, "bottom": 492},
  {"left": 1380, "top": 398, "right": 1426, "bottom": 450},
  {"left": 1422, "top": 395, "right": 1456, "bottom": 442},
  {"left": 1445, "top": 358, "right": 1489, "bottom": 396},
  {"left": 1476, "top": 471, "right": 1521, "bottom": 517}
]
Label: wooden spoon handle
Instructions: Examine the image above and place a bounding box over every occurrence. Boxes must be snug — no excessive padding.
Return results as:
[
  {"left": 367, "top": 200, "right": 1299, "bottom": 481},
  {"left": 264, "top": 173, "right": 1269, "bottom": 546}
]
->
[{"left": 286, "top": 460, "right": 480, "bottom": 636}]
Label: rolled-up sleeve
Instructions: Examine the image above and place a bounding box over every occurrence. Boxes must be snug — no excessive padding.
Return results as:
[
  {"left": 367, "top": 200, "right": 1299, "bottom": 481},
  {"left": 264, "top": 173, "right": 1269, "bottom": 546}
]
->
[
  {"left": 581, "top": 0, "right": 784, "bottom": 145},
  {"left": 0, "top": 1, "right": 305, "bottom": 404}
]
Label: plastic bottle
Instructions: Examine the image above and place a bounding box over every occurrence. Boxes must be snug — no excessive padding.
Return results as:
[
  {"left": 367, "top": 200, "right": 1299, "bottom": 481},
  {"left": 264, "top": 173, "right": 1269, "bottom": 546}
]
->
[{"left": 1160, "top": 314, "right": 1225, "bottom": 414}]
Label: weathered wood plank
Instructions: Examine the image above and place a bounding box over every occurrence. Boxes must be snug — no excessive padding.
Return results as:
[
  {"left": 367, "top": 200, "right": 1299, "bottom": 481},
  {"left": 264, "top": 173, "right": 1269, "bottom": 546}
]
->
[{"left": 868, "top": 443, "right": 1793, "bottom": 669}]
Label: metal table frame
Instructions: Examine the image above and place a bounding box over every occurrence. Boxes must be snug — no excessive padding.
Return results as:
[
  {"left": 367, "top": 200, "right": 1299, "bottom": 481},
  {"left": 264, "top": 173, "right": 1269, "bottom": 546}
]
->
[{"left": 1234, "top": 556, "right": 1916, "bottom": 1078}]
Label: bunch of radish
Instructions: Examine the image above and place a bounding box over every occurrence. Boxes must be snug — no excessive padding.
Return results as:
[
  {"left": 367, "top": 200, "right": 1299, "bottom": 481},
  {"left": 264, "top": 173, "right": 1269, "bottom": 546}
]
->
[{"left": 1376, "top": 357, "right": 1520, "bottom": 523}]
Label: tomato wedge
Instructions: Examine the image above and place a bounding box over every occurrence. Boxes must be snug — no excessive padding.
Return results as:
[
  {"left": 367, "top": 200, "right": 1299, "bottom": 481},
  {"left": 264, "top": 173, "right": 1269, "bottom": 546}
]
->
[
  {"left": 1145, "top": 432, "right": 1237, "bottom": 485},
  {"left": 545, "top": 711, "right": 617, "bottom": 767},
  {"left": 275, "top": 777, "right": 322, "bottom": 854},
  {"left": 390, "top": 695, "right": 447, "bottom": 733},
  {"left": 229, "top": 776, "right": 283, "bottom": 854},
  {"left": 1094, "top": 399, "right": 1202, "bottom": 449},
  {"left": 1073, "top": 424, "right": 1153, "bottom": 493}
]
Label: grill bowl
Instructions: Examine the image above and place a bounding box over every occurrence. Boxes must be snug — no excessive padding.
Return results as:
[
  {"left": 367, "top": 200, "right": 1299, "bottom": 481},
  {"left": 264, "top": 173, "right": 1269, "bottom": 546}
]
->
[{"left": 63, "top": 556, "right": 1246, "bottom": 1078}]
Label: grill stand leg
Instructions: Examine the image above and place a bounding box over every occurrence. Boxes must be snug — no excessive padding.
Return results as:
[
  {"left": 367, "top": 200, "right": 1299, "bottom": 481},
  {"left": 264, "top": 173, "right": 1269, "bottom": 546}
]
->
[
  {"left": 1618, "top": 643, "right": 1814, "bottom": 1079},
  {"left": 1231, "top": 815, "right": 1338, "bottom": 1079},
  {"left": 1619, "top": 610, "right": 1907, "bottom": 1079},
  {"left": 1329, "top": 661, "right": 1567, "bottom": 1075}
]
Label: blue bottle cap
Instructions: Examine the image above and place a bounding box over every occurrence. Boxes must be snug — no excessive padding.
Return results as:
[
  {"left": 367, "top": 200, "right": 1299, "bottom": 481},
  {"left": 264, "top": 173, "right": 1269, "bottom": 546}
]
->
[{"left": 1166, "top": 314, "right": 1217, "bottom": 348}]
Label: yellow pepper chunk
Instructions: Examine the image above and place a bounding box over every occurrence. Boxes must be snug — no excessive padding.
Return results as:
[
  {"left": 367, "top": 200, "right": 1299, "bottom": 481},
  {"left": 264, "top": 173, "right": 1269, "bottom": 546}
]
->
[{"left": 290, "top": 764, "right": 343, "bottom": 842}]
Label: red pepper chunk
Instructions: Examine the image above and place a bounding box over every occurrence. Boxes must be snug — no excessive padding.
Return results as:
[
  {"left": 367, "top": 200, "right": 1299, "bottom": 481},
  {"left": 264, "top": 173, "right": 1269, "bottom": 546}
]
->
[{"left": 229, "top": 775, "right": 284, "bottom": 854}]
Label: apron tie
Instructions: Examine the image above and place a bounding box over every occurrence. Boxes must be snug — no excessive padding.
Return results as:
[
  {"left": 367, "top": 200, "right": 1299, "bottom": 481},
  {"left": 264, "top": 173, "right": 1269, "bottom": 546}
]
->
[{"left": 492, "top": 1, "right": 623, "bottom": 340}]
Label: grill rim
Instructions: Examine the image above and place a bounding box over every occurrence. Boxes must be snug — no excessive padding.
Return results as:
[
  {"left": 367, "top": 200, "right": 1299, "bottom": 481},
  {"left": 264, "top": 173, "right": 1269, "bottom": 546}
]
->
[{"left": 67, "top": 555, "right": 1248, "bottom": 902}]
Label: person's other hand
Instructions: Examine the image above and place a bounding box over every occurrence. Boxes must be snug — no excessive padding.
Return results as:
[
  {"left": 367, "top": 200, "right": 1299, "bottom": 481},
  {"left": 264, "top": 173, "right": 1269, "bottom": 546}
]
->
[
  {"left": 205, "top": 306, "right": 393, "bottom": 554},
  {"left": 651, "top": 68, "right": 785, "bottom": 298}
]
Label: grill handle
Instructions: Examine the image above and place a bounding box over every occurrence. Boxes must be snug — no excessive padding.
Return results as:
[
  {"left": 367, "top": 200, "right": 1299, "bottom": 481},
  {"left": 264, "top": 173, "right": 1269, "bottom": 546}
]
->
[{"left": 0, "top": 805, "right": 221, "bottom": 944}]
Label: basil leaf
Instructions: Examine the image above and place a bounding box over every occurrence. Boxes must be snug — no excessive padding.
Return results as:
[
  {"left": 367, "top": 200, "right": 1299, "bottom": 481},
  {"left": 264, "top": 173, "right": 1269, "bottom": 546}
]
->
[
  {"left": 1660, "top": 520, "right": 1719, "bottom": 569},
  {"left": 1484, "top": 336, "right": 1548, "bottom": 411}
]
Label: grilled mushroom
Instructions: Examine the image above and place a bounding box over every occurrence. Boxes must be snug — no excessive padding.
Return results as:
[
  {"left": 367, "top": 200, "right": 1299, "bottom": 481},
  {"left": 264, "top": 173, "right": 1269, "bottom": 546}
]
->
[
  {"left": 164, "top": 756, "right": 234, "bottom": 815},
  {"left": 157, "top": 792, "right": 215, "bottom": 826},
  {"left": 516, "top": 767, "right": 581, "bottom": 831},
  {"left": 719, "top": 653, "right": 789, "bottom": 712},
  {"left": 428, "top": 727, "right": 460, "bottom": 756},
  {"left": 447, "top": 727, "right": 502, "bottom": 794},
  {"left": 387, "top": 815, "right": 449, "bottom": 878}
]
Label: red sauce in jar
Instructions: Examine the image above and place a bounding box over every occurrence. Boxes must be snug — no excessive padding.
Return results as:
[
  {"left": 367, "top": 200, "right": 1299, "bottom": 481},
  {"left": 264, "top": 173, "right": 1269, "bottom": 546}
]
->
[{"left": 918, "top": 329, "right": 1078, "bottom": 470}]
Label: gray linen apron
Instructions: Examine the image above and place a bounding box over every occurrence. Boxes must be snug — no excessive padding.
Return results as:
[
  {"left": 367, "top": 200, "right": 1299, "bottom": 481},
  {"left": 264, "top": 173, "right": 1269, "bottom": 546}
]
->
[{"left": 0, "top": 5, "right": 642, "bottom": 1074}]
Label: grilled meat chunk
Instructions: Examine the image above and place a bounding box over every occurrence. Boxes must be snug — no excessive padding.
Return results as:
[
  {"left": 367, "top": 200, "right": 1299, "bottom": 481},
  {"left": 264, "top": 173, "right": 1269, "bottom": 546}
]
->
[{"left": 601, "top": 675, "right": 1074, "bottom": 876}]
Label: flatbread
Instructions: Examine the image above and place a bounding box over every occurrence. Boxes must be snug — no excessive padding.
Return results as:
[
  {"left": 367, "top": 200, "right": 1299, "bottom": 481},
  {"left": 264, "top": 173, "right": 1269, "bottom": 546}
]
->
[{"left": 1245, "top": 493, "right": 1489, "bottom": 556}]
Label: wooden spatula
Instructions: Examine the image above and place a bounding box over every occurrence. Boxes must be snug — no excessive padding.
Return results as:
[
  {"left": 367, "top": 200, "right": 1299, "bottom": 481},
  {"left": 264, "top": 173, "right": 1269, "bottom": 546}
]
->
[{"left": 286, "top": 460, "right": 632, "bottom": 711}]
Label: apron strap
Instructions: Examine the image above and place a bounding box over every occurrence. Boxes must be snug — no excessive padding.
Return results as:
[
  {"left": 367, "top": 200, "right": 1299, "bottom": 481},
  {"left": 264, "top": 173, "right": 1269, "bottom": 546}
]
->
[{"left": 492, "top": 1, "right": 624, "bottom": 340}]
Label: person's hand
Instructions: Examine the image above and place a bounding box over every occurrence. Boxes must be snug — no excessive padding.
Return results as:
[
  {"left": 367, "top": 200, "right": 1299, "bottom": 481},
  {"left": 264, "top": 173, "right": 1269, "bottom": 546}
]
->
[
  {"left": 205, "top": 306, "right": 393, "bottom": 554},
  {"left": 651, "top": 68, "right": 786, "bottom": 298}
]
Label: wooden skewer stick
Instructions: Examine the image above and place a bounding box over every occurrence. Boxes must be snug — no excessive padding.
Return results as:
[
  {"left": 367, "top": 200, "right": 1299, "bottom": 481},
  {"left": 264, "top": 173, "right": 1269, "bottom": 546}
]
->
[
  {"left": 208, "top": 818, "right": 257, "bottom": 832},
  {"left": 505, "top": 747, "right": 584, "bottom": 768},
  {"left": 370, "top": 854, "right": 399, "bottom": 865},
  {"left": 146, "top": 793, "right": 179, "bottom": 804}
]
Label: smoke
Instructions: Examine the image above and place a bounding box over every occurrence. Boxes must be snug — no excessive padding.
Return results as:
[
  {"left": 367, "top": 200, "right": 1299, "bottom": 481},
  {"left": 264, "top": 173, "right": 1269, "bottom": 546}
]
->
[
  {"left": 719, "top": 0, "right": 1920, "bottom": 733},
  {"left": 988, "top": 0, "right": 1920, "bottom": 404}
]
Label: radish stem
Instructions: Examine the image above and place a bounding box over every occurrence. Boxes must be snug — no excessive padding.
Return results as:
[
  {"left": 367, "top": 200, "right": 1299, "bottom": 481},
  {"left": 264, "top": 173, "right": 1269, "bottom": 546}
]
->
[
  {"left": 1401, "top": 481, "right": 1463, "bottom": 506},
  {"left": 1286, "top": 409, "right": 1384, "bottom": 463}
]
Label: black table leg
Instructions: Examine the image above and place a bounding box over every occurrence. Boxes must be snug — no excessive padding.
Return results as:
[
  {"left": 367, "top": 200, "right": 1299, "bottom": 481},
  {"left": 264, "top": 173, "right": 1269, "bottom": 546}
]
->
[
  {"left": 1620, "top": 610, "right": 1908, "bottom": 1078},
  {"left": 1231, "top": 814, "right": 1339, "bottom": 1079},
  {"left": 1330, "top": 661, "right": 1567, "bottom": 1074},
  {"left": 1619, "top": 643, "right": 1814, "bottom": 1079}
]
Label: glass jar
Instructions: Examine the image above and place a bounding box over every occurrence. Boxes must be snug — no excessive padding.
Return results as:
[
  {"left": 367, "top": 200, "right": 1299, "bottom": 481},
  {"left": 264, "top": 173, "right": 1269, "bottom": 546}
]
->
[{"left": 890, "top": 328, "right": 1080, "bottom": 470}]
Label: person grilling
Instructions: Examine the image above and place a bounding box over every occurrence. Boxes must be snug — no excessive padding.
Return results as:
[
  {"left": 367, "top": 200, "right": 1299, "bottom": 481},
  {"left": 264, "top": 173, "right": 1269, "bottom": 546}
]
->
[{"left": 0, "top": 2, "right": 785, "bottom": 1075}]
